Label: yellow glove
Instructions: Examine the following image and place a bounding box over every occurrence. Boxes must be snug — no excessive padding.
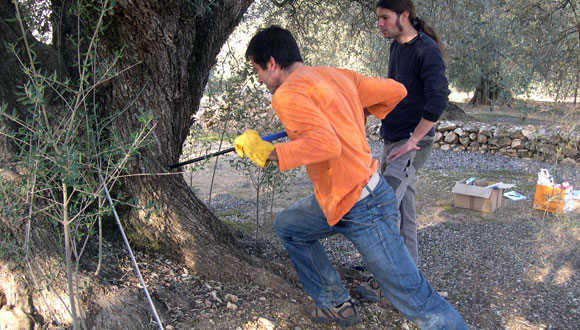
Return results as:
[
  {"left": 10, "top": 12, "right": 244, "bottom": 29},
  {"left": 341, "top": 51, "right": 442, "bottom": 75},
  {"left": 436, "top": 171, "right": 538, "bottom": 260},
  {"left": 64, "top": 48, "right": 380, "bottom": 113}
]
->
[{"left": 234, "top": 130, "right": 275, "bottom": 168}]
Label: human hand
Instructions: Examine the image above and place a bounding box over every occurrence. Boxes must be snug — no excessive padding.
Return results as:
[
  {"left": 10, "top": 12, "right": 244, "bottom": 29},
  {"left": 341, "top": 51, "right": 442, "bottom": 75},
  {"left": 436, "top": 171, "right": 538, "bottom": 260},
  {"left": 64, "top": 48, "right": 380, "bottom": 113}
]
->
[
  {"left": 234, "top": 130, "right": 275, "bottom": 168},
  {"left": 386, "top": 140, "right": 420, "bottom": 161}
]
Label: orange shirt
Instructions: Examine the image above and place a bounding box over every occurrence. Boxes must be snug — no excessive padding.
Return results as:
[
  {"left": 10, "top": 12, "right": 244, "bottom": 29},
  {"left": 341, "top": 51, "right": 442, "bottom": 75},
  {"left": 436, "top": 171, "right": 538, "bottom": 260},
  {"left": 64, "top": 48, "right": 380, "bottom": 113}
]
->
[{"left": 273, "top": 66, "right": 407, "bottom": 226}]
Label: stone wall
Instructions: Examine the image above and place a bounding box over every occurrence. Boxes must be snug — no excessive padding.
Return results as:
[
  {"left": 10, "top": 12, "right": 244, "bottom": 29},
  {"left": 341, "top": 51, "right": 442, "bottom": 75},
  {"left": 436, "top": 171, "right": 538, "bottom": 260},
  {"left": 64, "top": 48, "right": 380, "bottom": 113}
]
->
[{"left": 368, "top": 121, "right": 580, "bottom": 165}]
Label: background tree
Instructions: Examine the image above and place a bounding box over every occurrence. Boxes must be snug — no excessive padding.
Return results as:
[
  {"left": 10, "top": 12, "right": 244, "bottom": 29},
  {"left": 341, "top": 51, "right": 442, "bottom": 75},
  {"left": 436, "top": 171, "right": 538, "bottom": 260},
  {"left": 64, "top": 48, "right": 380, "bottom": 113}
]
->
[
  {"left": 438, "top": 0, "right": 580, "bottom": 106},
  {"left": 263, "top": 0, "right": 515, "bottom": 105},
  {"left": 509, "top": 0, "right": 580, "bottom": 104},
  {"left": 0, "top": 0, "right": 299, "bottom": 327},
  {"left": 262, "top": 0, "right": 580, "bottom": 107}
]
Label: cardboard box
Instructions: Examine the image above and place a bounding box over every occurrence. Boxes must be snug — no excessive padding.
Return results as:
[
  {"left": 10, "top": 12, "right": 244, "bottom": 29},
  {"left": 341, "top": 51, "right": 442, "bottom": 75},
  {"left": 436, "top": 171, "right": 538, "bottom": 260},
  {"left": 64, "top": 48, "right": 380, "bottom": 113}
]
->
[
  {"left": 452, "top": 179, "right": 514, "bottom": 212},
  {"left": 533, "top": 184, "right": 578, "bottom": 214}
]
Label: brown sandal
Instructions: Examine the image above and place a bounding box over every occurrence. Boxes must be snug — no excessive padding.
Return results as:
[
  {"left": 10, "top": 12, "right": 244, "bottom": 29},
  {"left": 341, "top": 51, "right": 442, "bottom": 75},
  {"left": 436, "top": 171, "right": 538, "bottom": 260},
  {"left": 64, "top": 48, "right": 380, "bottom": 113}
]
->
[{"left": 303, "top": 299, "right": 362, "bottom": 327}]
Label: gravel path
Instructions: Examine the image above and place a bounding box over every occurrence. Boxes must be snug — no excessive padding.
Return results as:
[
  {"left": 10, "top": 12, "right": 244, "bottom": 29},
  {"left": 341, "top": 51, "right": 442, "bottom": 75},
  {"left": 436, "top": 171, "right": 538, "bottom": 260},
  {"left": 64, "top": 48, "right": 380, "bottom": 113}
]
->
[
  {"left": 202, "top": 140, "right": 579, "bottom": 329},
  {"left": 359, "top": 140, "right": 580, "bottom": 329}
]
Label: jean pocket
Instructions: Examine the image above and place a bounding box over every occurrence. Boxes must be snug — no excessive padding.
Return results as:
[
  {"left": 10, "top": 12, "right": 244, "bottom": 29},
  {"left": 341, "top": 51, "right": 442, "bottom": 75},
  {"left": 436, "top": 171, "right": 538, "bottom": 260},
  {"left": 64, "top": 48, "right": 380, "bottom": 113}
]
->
[
  {"left": 341, "top": 210, "right": 375, "bottom": 226},
  {"left": 378, "top": 199, "right": 398, "bottom": 218},
  {"left": 373, "top": 205, "right": 401, "bottom": 245},
  {"left": 370, "top": 186, "right": 399, "bottom": 227}
]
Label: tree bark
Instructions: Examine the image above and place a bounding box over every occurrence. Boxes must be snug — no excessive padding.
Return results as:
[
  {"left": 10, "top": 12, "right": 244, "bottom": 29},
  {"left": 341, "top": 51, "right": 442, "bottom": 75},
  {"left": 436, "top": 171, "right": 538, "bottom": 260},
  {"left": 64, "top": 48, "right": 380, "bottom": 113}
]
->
[
  {"left": 1, "top": 0, "right": 295, "bottom": 327},
  {"left": 94, "top": 0, "right": 273, "bottom": 281},
  {"left": 468, "top": 75, "right": 500, "bottom": 106}
]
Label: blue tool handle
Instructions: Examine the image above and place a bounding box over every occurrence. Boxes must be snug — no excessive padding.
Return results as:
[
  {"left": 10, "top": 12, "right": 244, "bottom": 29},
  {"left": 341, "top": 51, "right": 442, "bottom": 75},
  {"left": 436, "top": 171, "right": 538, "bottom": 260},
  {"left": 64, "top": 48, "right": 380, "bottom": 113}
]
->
[
  {"left": 262, "top": 131, "right": 287, "bottom": 142},
  {"left": 169, "top": 130, "right": 287, "bottom": 169}
]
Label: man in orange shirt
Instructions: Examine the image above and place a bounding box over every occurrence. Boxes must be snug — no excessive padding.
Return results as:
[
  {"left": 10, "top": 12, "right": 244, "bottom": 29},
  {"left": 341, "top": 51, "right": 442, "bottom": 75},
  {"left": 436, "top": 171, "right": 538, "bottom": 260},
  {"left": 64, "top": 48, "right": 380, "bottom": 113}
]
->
[{"left": 235, "top": 25, "right": 467, "bottom": 329}]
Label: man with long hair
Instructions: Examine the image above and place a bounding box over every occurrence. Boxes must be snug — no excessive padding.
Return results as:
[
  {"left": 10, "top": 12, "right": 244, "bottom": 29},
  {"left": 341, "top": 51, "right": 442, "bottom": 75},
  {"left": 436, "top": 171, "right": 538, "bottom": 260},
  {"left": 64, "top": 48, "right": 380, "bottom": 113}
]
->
[
  {"left": 357, "top": 0, "right": 451, "bottom": 303},
  {"left": 236, "top": 25, "right": 466, "bottom": 328}
]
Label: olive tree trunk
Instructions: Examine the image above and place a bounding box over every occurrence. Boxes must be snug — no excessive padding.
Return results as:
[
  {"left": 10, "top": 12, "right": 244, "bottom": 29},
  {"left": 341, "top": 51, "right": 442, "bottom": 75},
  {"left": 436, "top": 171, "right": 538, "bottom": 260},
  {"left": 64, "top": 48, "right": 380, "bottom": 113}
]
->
[
  {"left": 468, "top": 75, "right": 500, "bottom": 106},
  {"left": 1, "top": 0, "right": 290, "bottom": 327},
  {"left": 96, "top": 0, "right": 265, "bottom": 282}
]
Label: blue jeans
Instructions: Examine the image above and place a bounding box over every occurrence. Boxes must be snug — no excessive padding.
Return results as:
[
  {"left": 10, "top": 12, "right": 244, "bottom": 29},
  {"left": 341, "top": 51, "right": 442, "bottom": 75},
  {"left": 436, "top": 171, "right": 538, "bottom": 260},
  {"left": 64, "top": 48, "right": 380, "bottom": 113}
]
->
[{"left": 274, "top": 176, "right": 467, "bottom": 329}]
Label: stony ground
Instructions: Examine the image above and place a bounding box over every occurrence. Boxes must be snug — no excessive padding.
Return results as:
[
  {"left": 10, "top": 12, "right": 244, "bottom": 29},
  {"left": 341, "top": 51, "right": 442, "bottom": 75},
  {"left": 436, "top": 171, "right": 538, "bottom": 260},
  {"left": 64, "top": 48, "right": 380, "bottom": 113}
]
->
[
  {"left": 100, "top": 103, "right": 580, "bottom": 330},
  {"left": 169, "top": 136, "right": 580, "bottom": 330}
]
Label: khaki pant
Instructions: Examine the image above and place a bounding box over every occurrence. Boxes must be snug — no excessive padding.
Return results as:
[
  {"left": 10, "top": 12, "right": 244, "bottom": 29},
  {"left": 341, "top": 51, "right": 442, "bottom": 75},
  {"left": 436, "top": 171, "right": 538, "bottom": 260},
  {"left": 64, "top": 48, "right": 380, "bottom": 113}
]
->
[{"left": 379, "top": 136, "right": 434, "bottom": 264}]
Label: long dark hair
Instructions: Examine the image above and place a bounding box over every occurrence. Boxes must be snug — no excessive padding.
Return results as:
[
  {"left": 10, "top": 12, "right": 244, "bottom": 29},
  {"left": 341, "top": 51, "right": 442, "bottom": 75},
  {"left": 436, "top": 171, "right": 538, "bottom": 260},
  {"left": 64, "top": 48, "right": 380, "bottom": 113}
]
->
[{"left": 376, "top": 0, "right": 446, "bottom": 57}]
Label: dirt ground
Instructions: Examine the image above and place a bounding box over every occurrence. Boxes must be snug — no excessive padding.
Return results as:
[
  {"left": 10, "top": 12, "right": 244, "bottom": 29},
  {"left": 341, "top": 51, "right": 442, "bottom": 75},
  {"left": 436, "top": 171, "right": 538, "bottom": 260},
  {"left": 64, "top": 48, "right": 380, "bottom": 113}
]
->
[
  {"left": 97, "top": 102, "right": 579, "bottom": 330},
  {"left": 176, "top": 153, "right": 579, "bottom": 330}
]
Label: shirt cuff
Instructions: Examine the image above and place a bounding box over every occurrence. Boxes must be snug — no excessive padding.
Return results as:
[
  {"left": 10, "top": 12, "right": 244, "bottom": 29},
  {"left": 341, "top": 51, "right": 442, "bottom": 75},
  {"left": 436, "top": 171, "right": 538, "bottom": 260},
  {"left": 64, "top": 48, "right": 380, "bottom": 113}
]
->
[{"left": 422, "top": 111, "right": 440, "bottom": 122}]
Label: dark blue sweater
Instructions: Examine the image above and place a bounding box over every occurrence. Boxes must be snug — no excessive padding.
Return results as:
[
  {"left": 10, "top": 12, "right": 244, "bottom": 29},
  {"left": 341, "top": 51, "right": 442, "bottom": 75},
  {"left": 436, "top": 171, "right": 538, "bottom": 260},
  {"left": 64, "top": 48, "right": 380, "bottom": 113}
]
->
[{"left": 380, "top": 31, "right": 450, "bottom": 142}]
